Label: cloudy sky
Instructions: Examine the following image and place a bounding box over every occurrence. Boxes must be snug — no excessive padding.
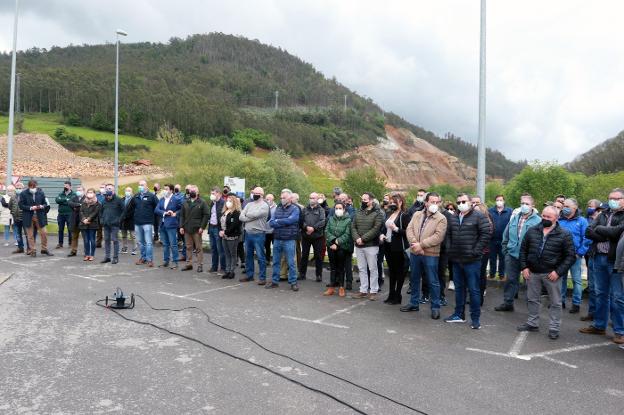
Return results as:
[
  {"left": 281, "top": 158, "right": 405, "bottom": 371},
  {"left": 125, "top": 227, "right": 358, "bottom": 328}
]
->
[{"left": 1, "top": 0, "right": 623, "bottom": 163}]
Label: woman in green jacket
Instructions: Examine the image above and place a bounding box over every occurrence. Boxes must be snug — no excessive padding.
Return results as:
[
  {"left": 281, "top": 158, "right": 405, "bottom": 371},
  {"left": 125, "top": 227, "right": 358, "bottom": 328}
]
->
[{"left": 324, "top": 202, "right": 353, "bottom": 297}]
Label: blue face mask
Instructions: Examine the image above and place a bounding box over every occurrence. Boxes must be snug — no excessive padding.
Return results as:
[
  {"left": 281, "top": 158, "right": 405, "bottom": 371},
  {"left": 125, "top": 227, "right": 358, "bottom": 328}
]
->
[
  {"left": 138, "top": 185, "right": 145, "bottom": 193},
  {"left": 561, "top": 207, "right": 572, "bottom": 217},
  {"left": 586, "top": 208, "right": 596, "bottom": 216},
  {"left": 608, "top": 199, "right": 620, "bottom": 210},
  {"left": 75, "top": 191, "right": 83, "bottom": 197},
  {"left": 520, "top": 204, "right": 531, "bottom": 215},
  {"left": 106, "top": 190, "right": 114, "bottom": 197}
]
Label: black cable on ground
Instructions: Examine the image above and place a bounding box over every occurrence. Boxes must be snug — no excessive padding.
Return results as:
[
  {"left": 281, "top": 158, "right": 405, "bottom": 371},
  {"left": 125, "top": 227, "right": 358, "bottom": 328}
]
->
[
  {"left": 96, "top": 298, "right": 368, "bottom": 415},
  {"left": 0, "top": 273, "right": 13, "bottom": 286},
  {"left": 132, "top": 294, "right": 428, "bottom": 415}
]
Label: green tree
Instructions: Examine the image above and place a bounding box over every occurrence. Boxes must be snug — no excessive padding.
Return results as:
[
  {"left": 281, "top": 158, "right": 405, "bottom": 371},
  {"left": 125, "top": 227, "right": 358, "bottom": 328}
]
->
[{"left": 342, "top": 166, "right": 386, "bottom": 201}]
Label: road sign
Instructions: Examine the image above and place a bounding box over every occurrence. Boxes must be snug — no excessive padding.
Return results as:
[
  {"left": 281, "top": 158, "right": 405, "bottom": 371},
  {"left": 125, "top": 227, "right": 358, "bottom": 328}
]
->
[{"left": 224, "top": 176, "right": 245, "bottom": 199}]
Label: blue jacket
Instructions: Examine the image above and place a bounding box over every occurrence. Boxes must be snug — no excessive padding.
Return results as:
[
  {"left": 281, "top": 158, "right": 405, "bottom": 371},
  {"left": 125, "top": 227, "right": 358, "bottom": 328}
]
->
[
  {"left": 129, "top": 191, "right": 159, "bottom": 226},
  {"left": 501, "top": 211, "right": 542, "bottom": 259},
  {"left": 155, "top": 195, "right": 183, "bottom": 229},
  {"left": 488, "top": 206, "right": 512, "bottom": 242},
  {"left": 558, "top": 210, "right": 591, "bottom": 256},
  {"left": 269, "top": 203, "right": 300, "bottom": 240},
  {"left": 19, "top": 188, "right": 50, "bottom": 228}
]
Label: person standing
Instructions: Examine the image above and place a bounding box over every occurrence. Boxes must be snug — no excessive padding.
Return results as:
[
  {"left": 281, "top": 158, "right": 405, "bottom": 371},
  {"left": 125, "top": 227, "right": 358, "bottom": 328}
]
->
[
  {"left": 19, "top": 180, "right": 53, "bottom": 257},
  {"left": 444, "top": 193, "right": 491, "bottom": 329},
  {"left": 488, "top": 195, "right": 512, "bottom": 280},
  {"left": 120, "top": 187, "right": 137, "bottom": 255},
  {"left": 3, "top": 185, "right": 24, "bottom": 253},
  {"left": 264, "top": 194, "right": 277, "bottom": 264},
  {"left": 495, "top": 195, "right": 542, "bottom": 312},
  {"left": 401, "top": 192, "right": 447, "bottom": 318},
  {"left": 581, "top": 200, "right": 603, "bottom": 322},
  {"left": 96, "top": 184, "right": 106, "bottom": 248},
  {"left": 155, "top": 184, "right": 182, "bottom": 269},
  {"left": 408, "top": 189, "right": 427, "bottom": 217},
  {"left": 67, "top": 186, "right": 85, "bottom": 257},
  {"left": 299, "top": 192, "right": 327, "bottom": 282},
  {"left": 474, "top": 203, "right": 494, "bottom": 305},
  {"left": 239, "top": 187, "right": 269, "bottom": 283},
  {"left": 179, "top": 185, "right": 210, "bottom": 272},
  {"left": 98, "top": 184, "right": 123, "bottom": 264},
  {"left": 580, "top": 188, "right": 624, "bottom": 345},
  {"left": 267, "top": 189, "right": 301, "bottom": 291},
  {"left": 517, "top": 206, "right": 576, "bottom": 340},
  {"left": 152, "top": 183, "right": 163, "bottom": 243},
  {"left": 208, "top": 187, "right": 226, "bottom": 275},
  {"left": 557, "top": 198, "right": 591, "bottom": 313},
  {"left": 351, "top": 192, "right": 384, "bottom": 300},
  {"left": 380, "top": 193, "right": 411, "bottom": 305},
  {"left": 323, "top": 202, "right": 353, "bottom": 297},
  {"left": 54, "top": 181, "right": 75, "bottom": 249},
  {"left": 79, "top": 189, "right": 101, "bottom": 261},
  {"left": 125, "top": 180, "right": 159, "bottom": 267},
  {"left": 220, "top": 194, "right": 242, "bottom": 279}
]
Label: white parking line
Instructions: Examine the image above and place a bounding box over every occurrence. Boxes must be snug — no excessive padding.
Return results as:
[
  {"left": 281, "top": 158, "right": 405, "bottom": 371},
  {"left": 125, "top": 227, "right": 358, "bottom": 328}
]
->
[
  {"left": 156, "top": 292, "right": 205, "bottom": 302},
  {"left": 281, "top": 301, "right": 366, "bottom": 330},
  {"left": 157, "top": 283, "right": 242, "bottom": 302},
  {"left": 68, "top": 273, "right": 105, "bottom": 283}
]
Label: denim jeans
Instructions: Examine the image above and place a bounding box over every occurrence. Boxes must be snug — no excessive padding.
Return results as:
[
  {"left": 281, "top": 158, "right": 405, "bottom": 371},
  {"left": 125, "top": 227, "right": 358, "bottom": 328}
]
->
[
  {"left": 103, "top": 225, "right": 120, "bottom": 260},
  {"left": 592, "top": 254, "right": 623, "bottom": 335},
  {"left": 587, "top": 257, "right": 596, "bottom": 315},
  {"left": 57, "top": 214, "right": 72, "bottom": 246},
  {"left": 272, "top": 239, "right": 296, "bottom": 285},
  {"left": 208, "top": 225, "right": 225, "bottom": 271},
  {"left": 502, "top": 255, "right": 523, "bottom": 306},
  {"left": 160, "top": 227, "right": 179, "bottom": 263},
  {"left": 135, "top": 224, "right": 154, "bottom": 262},
  {"left": 245, "top": 232, "right": 266, "bottom": 281},
  {"left": 3, "top": 223, "right": 11, "bottom": 242},
  {"left": 452, "top": 261, "right": 482, "bottom": 323},
  {"left": 488, "top": 240, "right": 505, "bottom": 277},
  {"left": 409, "top": 254, "right": 441, "bottom": 310},
  {"left": 82, "top": 229, "right": 96, "bottom": 256},
  {"left": 13, "top": 220, "right": 24, "bottom": 249},
  {"left": 561, "top": 256, "right": 583, "bottom": 306}
]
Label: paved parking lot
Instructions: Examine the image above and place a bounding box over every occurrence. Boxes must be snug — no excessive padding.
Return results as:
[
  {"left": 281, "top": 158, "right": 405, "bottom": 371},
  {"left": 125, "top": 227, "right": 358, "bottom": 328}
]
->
[{"left": 1, "top": 244, "right": 623, "bottom": 414}]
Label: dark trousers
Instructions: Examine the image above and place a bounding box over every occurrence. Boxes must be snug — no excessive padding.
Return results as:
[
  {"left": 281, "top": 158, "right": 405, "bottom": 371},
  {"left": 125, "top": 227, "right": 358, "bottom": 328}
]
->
[
  {"left": 57, "top": 214, "right": 72, "bottom": 246},
  {"left": 300, "top": 237, "right": 324, "bottom": 278},
  {"left": 265, "top": 233, "right": 273, "bottom": 262},
  {"left": 328, "top": 248, "right": 348, "bottom": 287},
  {"left": 153, "top": 213, "right": 160, "bottom": 241},
  {"left": 488, "top": 240, "right": 505, "bottom": 277},
  {"left": 480, "top": 254, "right": 489, "bottom": 305},
  {"left": 385, "top": 247, "right": 406, "bottom": 302},
  {"left": 14, "top": 220, "right": 25, "bottom": 249},
  {"left": 96, "top": 225, "right": 103, "bottom": 247},
  {"left": 438, "top": 251, "right": 451, "bottom": 299}
]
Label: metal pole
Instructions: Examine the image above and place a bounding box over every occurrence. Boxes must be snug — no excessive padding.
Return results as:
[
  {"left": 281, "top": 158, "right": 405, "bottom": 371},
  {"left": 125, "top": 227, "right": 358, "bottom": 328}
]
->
[
  {"left": 114, "top": 34, "right": 120, "bottom": 193},
  {"left": 344, "top": 94, "right": 347, "bottom": 111},
  {"left": 274, "top": 90, "right": 279, "bottom": 110},
  {"left": 5, "top": 0, "right": 19, "bottom": 186},
  {"left": 476, "top": 0, "right": 487, "bottom": 201}
]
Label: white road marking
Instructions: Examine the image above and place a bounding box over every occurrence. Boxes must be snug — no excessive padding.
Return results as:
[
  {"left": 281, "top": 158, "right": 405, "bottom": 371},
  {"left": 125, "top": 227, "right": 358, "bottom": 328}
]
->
[
  {"left": 68, "top": 273, "right": 104, "bottom": 282},
  {"left": 522, "top": 341, "right": 613, "bottom": 358},
  {"left": 508, "top": 331, "right": 529, "bottom": 356},
  {"left": 180, "top": 284, "right": 242, "bottom": 298},
  {"left": 281, "top": 301, "right": 366, "bottom": 329},
  {"left": 156, "top": 292, "right": 204, "bottom": 302},
  {"left": 539, "top": 356, "right": 578, "bottom": 369}
]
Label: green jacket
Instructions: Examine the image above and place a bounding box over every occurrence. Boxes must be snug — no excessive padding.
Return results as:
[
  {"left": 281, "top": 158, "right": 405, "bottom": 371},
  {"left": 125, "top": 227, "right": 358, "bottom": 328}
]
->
[
  {"left": 7, "top": 194, "right": 22, "bottom": 222},
  {"left": 56, "top": 190, "right": 76, "bottom": 216},
  {"left": 325, "top": 215, "right": 353, "bottom": 252},
  {"left": 351, "top": 206, "right": 384, "bottom": 248},
  {"left": 179, "top": 197, "right": 210, "bottom": 233}
]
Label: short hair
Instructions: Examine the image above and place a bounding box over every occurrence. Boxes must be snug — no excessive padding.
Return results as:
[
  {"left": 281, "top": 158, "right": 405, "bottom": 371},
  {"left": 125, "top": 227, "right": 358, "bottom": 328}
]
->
[
  {"left": 611, "top": 188, "right": 624, "bottom": 197},
  {"left": 564, "top": 198, "right": 578, "bottom": 208},
  {"left": 64, "top": 180, "right": 72, "bottom": 185},
  {"left": 281, "top": 188, "right": 292, "bottom": 195},
  {"left": 555, "top": 194, "right": 566, "bottom": 199},
  {"left": 521, "top": 194, "right": 534, "bottom": 204},
  {"left": 363, "top": 192, "right": 375, "bottom": 200},
  {"left": 456, "top": 192, "right": 471, "bottom": 200},
  {"left": 164, "top": 183, "right": 174, "bottom": 190},
  {"left": 334, "top": 202, "right": 345, "bottom": 210},
  {"left": 587, "top": 199, "right": 601, "bottom": 207},
  {"left": 211, "top": 186, "right": 221, "bottom": 193},
  {"left": 418, "top": 188, "right": 427, "bottom": 193},
  {"left": 28, "top": 179, "right": 37, "bottom": 187},
  {"left": 495, "top": 194, "right": 505, "bottom": 200},
  {"left": 425, "top": 192, "right": 441, "bottom": 202},
  {"left": 543, "top": 206, "right": 559, "bottom": 216}
]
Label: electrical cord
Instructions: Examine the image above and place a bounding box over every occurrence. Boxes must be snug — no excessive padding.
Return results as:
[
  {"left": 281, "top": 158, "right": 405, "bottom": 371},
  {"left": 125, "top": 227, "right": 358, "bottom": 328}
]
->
[{"left": 98, "top": 293, "right": 429, "bottom": 415}]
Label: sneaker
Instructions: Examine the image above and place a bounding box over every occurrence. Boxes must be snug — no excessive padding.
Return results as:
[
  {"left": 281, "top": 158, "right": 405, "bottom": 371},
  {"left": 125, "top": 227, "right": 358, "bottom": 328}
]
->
[
  {"left": 55, "top": 244, "right": 63, "bottom": 249},
  {"left": 338, "top": 287, "right": 346, "bottom": 297},
  {"left": 368, "top": 293, "right": 377, "bottom": 301},
  {"left": 517, "top": 323, "right": 539, "bottom": 332},
  {"left": 351, "top": 292, "right": 368, "bottom": 299},
  {"left": 419, "top": 296, "right": 429, "bottom": 304},
  {"left": 158, "top": 262, "right": 170, "bottom": 268},
  {"left": 440, "top": 297, "right": 448, "bottom": 307},
  {"left": 579, "top": 326, "right": 606, "bottom": 335},
  {"left": 121, "top": 247, "right": 128, "bottom": 254},
  {"left": 265, "top": 282, "right": 279, "bottom": 289},
  {"left": 131, "top": 250, "right": 137, "bottom": 256},
  {"left": 197, "top": 265, "right": 203, "bottom": 273},
  {"left": 448, "top": 281, "right": 455, "bottom": 291},
  {"left": 548, "top": 331, "right": 559, "bottom": 340},
  {"left": 323, "top": 288, "right": 335, "bottom": 296},
  {"left": 291, "top": 284, "right": 299, "bottom": 292},
  {"left": 494, "top": 303, "right": 514, "bottom": 312},
  {"left": 431, "top": 310, "right": 440, "bottom": 320},
  {"left": 471, "top": 321, "right": 481, "bottom": 330},
  {"left": 613, "top": 334, "right": 624, "bottom": 344},
  {"left": 170, "top": 263, "right": 178, "bottom": 270},
  {"left": 444, "top": 314, "right": 465, "bottom": 323},
  {"left": 400, "top": 304, "right": 420, "bottom": 312}
]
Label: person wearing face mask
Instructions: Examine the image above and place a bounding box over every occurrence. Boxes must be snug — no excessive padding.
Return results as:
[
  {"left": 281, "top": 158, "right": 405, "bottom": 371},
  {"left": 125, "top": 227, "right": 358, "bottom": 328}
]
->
[
  {"left": 219, "top": 195, "right": 242, "bottom": 279},
  {"left": 155, "top": 184, "right": 182, "bottom": 269},
  {"left": 299, "top": 192, "right": 327, "bottom": 282},
  {"left": 179, "top": 185, "right": 210, "bottom": 272},
  {"left": 402, "top": 192, "right": 447, "bottom": 317},
  {"left": 517, "top": 206, "right": 576, "bottom": 340},
  {"left": 580, "top": 199, "right": 602, "bottom": 321},
  {"left": 152, "top": 183, "right": 163, "bottom": 244},
  {"left": 79, "top": 188, "right": 101, "bottom": 261},
  {"left": 19, "top": 180, "right": 52, "bottom": 257},
  {"left": 580, "top": 188, "right": 624, "bottom": 344},
  {"left": 3, "top": 185, "right": 24, "bottom": 253},
  {"left": 207, "top": 187, "right": 226, "bottom": 275},
  {"left": 488, "top": 195, "right": 512, "bottom": 281},
  {"left": 267, "top": 189, "right": 301, "bottom": 291},
  {"left": 444, "top": 193, "right": 491, "bottom": 329},
  {"left": 54, "top": 181, "right": 75, "bottom": 250},
  {"left": 120, "top": 187, "right": 137, "bottom": 255},
  {"left": 121, "top": 180, "right": 159, "bottom": 267},
  {"left": 67, "top": 186, "right": 85, "bottom": 257},
  {"left": 264, "top": 194, "right": 277, "bottom": 265},
  {"left": 495, "top": 194, "right": 542, "bottom": 312},
  {"left": 99, "top": 184, "right": 124, "bottom": 264},
  {"left": 323, "top": 202, "right": 353, "bottom": 297},
  {"left": 378, "top": 193, "right": 411, "bottom": 305},
  {"left": 95, "top": 184, "right": 106, "bottom": 248},
  {"left": 239, "top": 187, "right": 269, "bottom": 283},
  {"left": 557, "top": 198, "right": 591, "bottom": 313},
  {"left": 350, "top": 192, "right": 384, "bottom": 300},
  {"left": 1, "top": 186, "right": 15, "bottom": 248},
  {"left": 408, "top": 189, "right": 427, "bottom": 217}
]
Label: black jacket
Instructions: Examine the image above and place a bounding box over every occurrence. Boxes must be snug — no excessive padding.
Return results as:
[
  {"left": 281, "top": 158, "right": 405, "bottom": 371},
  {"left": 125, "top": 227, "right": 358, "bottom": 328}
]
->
[
  {"left": 209, "top": 199, "right": 225, "bottom": 227},
  {"left": 79, "top": 202, "right": 101, "bottom": 230},
  {"left": 447, "top": 209, "right": 491, "bottom": 263},
  {"left": 381, "top": 211, "right": 411, "bottom": 252},
  {"left": 520, "top": 223, "right": 576, "bottom": 276},
  {"left": 301, "top": 204, "right": 326, "bottom": 239},
  {"left": 120, "top": 197, "right": 135, "bottom": 231},
  {"left": 68, "top": 195, "right": 86, "bottom": 228},
  {"left": 100, "top": 195, "right": 125, "bottom": 227},
  {"left": 179, "top": 197, "right": 210, "bottom": 233},
  {"left": 408, "top": 201, "right": 425, "bottom": 217},
  {"left": 585, "top": 209, "right": 624, "bottom": 261},
  {"left": 222, "top": 211, "right": 242, "bottom": 238}
]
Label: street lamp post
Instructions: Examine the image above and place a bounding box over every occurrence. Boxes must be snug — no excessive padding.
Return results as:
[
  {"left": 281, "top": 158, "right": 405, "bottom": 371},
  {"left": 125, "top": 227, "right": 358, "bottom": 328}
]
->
[
  {"left": 114, "top": 29, "right": 127, "bottom": 193},
  {"left": 5, "top": 0, "right": 19, "bottom": 187},
  {"left": 476, "top": 0, "right": 487, "bottom": 200}
]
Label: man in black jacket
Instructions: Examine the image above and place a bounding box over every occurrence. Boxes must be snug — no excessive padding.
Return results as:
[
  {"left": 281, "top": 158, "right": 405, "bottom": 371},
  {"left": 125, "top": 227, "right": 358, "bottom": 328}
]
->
[
  {"left": 517, "top": 206, "right": 576, "bottom": 340},
  {"left": 299, "top": 192, "right": 326, "bottom": 282},
  {"left": 19, "top": 180, "right": 53, "bottom": 257},
  {"left": 445, "top": 193, "right": 491, "bottom": 329},
  {"left": 100, "top": 184, "right": 124, "bottom": 264},
  {"left": 67, "top": 186, "right": 85, "bottom": 257}
]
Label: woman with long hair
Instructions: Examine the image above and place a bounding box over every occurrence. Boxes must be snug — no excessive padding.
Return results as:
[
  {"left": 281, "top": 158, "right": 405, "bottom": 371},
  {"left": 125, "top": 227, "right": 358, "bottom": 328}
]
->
[
  {"left": 79, "top": 188, "right": 101, "bottom": 261},
  {"left": 220, "top": 195, "right": 242, "bottom": 279},
  {"left": 380, "top": 193, "right": 411, "bottom": 304}
]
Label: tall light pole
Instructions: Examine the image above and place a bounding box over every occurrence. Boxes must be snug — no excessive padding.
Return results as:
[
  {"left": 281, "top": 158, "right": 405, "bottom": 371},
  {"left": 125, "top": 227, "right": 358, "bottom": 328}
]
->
[
  {"left": 476, "top": 0, "right": 487, "bottom": 200},
  {"left": 5, "top": 0, "right": 19, "bottom": 187},
  {"left": 114, "top": 29, "right": 127, "bottom": 193}
]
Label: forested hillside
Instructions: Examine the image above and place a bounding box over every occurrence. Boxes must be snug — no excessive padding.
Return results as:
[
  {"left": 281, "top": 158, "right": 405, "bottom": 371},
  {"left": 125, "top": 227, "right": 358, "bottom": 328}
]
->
[
  {"left": 0, "top": 32, "right": 523, "bottom": 178},
  {"left": 566, "top": 130, "right": 624, "bottom": 175}
]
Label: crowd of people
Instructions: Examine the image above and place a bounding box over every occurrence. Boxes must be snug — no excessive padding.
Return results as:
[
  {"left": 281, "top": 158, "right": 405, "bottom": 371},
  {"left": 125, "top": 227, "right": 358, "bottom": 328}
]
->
[{"left": 1, "top": 179, "right": 623, "bottom": 342}]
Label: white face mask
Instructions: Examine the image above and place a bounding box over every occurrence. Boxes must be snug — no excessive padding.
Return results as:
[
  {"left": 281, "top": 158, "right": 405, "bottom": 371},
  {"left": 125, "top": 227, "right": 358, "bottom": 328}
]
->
[
  {"left": 428, "top": 204, "right": 439, "bottom": 214},
  {"left": 124, "top": 191, "right": 132, "bottom": 198},
  {"left": 457, "top": 202, "right": 470, "bottom": 212},
  {"left": 29, "top": 188, "right": 37, "bottom": 194},
  {"left": 99, "top": 188, "right": 105, "bottom": 194},
  {"left": 226, "top": 201, "right": 233, "bottom": 209},
  {"left": 210, "top": 194, "right": 217, "bottom": 201},
  {"left": 335, "top": 209, "right": 344, "bottom": 217},
  {"left": 318, "top": 198, "right": 324, "bottom": 204},
  {"left": 496, "top": 200, "right": 504, "bottom": 208},
  {"left": 416, "top": 196, "right": 425, "bottom": 203}
]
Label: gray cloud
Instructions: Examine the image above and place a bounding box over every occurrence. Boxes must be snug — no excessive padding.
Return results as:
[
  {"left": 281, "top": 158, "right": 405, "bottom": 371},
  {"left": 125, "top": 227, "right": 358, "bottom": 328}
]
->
[{"left": 1, "top": 0, "right": 623, "bottom": 163}]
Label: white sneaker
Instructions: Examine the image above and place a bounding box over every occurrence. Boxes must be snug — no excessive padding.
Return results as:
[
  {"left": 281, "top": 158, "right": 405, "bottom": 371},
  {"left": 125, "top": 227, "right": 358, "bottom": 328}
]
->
[
  {"left": 3, "top": 242, "right": 8, "bottom": 247},
  {"left": 448, "top": 281, "right": 455, "bottom": 291}
]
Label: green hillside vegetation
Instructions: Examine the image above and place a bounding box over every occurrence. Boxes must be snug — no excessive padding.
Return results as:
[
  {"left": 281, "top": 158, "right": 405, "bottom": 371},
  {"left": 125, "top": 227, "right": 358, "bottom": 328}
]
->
[
  {"left": 0, "top": 32, "right": 523, "bottom": 178},
  {"left": 566, "top": 130, "right": 624, "bottom": 175}
]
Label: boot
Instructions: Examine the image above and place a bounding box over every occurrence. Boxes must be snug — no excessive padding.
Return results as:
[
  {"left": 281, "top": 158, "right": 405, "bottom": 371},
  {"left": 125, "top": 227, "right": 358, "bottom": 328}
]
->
[
  {"left": 12, "top": 248, "right": 24, "bottom": 254},
  {"left": 569, "top": 304, "right": 580, "bottom": 314},
  {"left": 323, "top": 287, "right": 335, "bottom": 296}
]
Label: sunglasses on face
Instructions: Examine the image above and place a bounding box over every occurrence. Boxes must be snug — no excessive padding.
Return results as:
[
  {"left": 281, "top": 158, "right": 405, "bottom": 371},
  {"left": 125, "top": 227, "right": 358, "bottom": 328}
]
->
[{"left": 456, "top": 200, "right": 469, "bottom": 205}]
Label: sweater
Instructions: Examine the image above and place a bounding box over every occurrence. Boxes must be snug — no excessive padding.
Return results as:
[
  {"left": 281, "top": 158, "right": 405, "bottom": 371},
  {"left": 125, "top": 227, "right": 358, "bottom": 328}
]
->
[{"left": 240, "top": 200, "right": 270, "bottom": 234}]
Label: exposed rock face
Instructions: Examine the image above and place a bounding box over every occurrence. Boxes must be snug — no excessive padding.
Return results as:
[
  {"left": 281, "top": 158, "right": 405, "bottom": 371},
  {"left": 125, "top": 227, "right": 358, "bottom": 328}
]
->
[{"left": 314, "top": 125, "right": 476, "bottom": 190}]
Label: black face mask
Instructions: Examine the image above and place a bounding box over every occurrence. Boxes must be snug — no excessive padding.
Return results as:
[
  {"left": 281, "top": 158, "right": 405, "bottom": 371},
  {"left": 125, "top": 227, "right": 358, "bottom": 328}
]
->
[
  {"left": 64, "top": 187, "right": 70, "bottom": 192},
  {"left": 252, "top": 194, "right": 261, "bottom": 201},
  {"left": 174, "top": 188, "right": 180, "bottom": 194},
  {"left": 541, "top": 219, "right": 553, "bottom": 228},
  {"left": 189, "top": 191, "right": 197, "bottom": 199},
  {"left": 223, "top": 189, "right": 229, "bottom": 195},
  {"left": 382, "top": 200, "right": 389, "bottom": 206},
  {"left": 153, "top": 187, "right": 158, "bottom": 193},
  {"left": 388, "top": 205, "right": 398, "bottom": 212},
  {"left": 361, "top": 201, "right": 369, "bottom": 210},
  {"left": 185, "top": 189, "right": 190, "bottom": 195}
]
